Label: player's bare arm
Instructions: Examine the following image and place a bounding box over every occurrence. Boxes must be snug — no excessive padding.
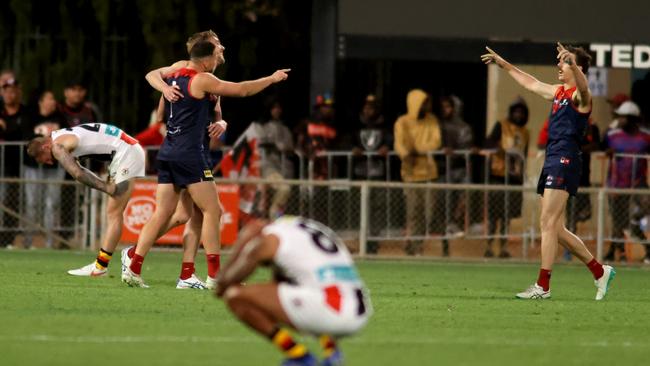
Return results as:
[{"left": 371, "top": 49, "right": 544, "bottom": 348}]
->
[
  {"left": 194, "top": 69, "right": 290, "bottom": 99},
  {"left": 216, "top": 222, "right": 277, "bottom": 297},
  {"left": 51, "top": 136, "right": 116, "bottom": 196},
  {"left": 208, "top": 95, "right": 227, "bottom": 138},
  {"left": 481, "top": 47, "right": 558, "bottom": 100},
  {"left": 557, "top": 42, "right": 591, "bottom": 111},
  {"left": 145, "top": 61, "right": 187, "bottom": 102}
]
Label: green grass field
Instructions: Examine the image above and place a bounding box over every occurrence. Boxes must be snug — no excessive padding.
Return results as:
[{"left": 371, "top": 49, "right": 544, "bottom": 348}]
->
[{"left": 0, "top": 250, "right": 648, "bottom": 366}]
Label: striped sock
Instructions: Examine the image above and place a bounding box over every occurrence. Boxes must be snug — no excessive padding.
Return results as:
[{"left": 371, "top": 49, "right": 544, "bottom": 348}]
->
[
  {"left": 319, "top": 335, "right": 337, "bottom": 357},
  {"left": 95, "top": 249, "right": 112, "bottom": 270},
  {"left": 270, "top": 328, "right": 307, "bottom": 359}
]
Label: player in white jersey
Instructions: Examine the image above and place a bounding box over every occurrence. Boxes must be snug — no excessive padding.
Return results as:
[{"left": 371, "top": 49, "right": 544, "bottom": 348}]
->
[
  {"left": 216, "top": 217, "right": 372, "bottom": 366},
  {"left": 27, "top": 123, "right": 145, "bottom": 276}
]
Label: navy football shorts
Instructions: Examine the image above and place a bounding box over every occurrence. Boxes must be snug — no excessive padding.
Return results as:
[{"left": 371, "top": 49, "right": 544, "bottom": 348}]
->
[
  {"left": 536, "top": 156, "right": 581, "bottom": 196},
  {"left": 156, "top": 158, "right": 214, "bottom": 188}
]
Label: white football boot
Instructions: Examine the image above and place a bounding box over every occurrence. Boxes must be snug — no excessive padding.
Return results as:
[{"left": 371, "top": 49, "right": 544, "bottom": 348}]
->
[
  {"left": 123, "top": 267, "right": 149, "bottom": 288},
  {"left": 67, "top": 262, "right": 107, "bottom": 277},
  {"left": 176, "top": 274, "right": 207, "bottom": 290},
  {"left": 594, "top": 265, "right": 616, "bottom": 301},
  {"left": 516, "top": 283, "right": 551, "bottom": 299},
  {"left": 206, "top": 276, "right": 217, "bottom": 290},
  {"left": 120, "top": 246, "right": 133, "bottom": 282}
]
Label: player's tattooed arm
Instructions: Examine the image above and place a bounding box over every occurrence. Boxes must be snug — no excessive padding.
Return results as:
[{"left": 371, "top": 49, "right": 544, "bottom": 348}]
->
[{"left": 51, "top": 143, "right": 115, "bottom": 196}]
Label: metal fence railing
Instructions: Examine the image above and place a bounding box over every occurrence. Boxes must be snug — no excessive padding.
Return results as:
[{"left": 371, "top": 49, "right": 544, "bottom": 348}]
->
[{"left": 1, "top": 141, "right": 649, "bottom": 262}]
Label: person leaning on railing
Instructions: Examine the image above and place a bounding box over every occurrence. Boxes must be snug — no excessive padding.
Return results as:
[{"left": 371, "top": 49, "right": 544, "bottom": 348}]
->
[
  {"left": 602, "top": 100, "right": 650, "bottom": 263},
  {"left": 394, "top": 89, "right": 442, "bottom": 256}
]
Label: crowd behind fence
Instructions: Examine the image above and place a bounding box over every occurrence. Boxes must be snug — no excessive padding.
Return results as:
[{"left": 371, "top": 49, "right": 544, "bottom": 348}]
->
[{"left": 1, "top": 142, "right": 649, "bottom": 263}]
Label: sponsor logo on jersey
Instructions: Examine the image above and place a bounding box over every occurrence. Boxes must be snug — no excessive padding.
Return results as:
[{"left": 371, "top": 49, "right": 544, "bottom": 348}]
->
[
  {"left": 560, "top": 157, "right": 571, "bottom": 165},
  {"left": 546, "top": 175, "right": 554, "bottom": 185}
]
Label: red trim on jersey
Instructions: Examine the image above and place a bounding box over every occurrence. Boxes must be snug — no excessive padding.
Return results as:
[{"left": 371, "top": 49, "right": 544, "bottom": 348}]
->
[
  {"left": 119, "top": 131, "right": 139, "bottom": 145},
  {"left": 561, "top": 85, "right": 592, "bottom": 116},
  {"left": 187, "top": 74, "right": 203, "bottom": 100},
  {"left": 162, "top": 67, "right": 198, "bottom": 80},
  {"left": 324, "top": 285, "right": 342, "bottom": 313}
]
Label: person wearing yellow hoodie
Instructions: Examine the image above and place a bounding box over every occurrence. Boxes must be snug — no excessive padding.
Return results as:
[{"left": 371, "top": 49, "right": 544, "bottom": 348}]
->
[{"left": 394, "top": 89, "right": 442, "bottom": 255}]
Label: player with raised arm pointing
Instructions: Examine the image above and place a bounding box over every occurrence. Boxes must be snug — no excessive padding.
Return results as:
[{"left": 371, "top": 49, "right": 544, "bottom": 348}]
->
[
  {"left": 27, "top": 123, "right": 145, "bottom": 276},
  {"left": 122, "top": 36, "right": 289, "bottom": 288},
  {"left": 481, "top": 43, "right": 615, "bottom": 300}
]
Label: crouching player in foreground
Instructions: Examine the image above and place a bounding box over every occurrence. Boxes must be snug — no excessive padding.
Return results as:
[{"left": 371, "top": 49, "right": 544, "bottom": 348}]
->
[
  {"left": 26, "top": 123, "right": 145, "bottom": 276},
  {"left": 216, "top": 217, "right": 372, "bottom": 366}
]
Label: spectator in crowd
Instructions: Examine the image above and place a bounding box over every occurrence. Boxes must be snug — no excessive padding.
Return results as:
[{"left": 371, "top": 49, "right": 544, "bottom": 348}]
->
[
  {"left": 0, "top": 76, "right": 26, "bottom": 247},
  {"left": 605, "top": 93, "right": 630, "bottom": 130},
  {"left": 438, "top": 95, "right": 473, "bottom": 249},
  {"left": 394, "top": 89, "right": 442, "bottom": 256},
  {"left": 602, "top": 101, "right": 650, "bottom": 263},
  {"left": 257, "top": 99, "right": 294, "bottom": 218},
  {"left": 296, "top": 94, "right": 337, "bottom": 180},
  {"left": 484, "top": 97, "right": 529, "bottom": 258},
  {"left": 352, "top": 94, "right": 392, "bottom": 254},
  {"left": 538, "top": 117, "right": 600, "bottom": 261},
  {"left": 59, "top": 79, "right": 98, "bottom": 127},
  {"left": 0, "top": 69, "right": 16, "bottom": 107},
  {"left": 58, "top": 78, "right": 100, "bottom": 244},
  {"left": 21, "top": 90, "right": 67, "bottom": 249}
]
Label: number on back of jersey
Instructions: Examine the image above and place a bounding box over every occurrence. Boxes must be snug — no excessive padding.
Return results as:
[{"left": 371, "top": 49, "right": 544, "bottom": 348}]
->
[{"left": 298, "top": 219, "right": 344, "bottom": 254}]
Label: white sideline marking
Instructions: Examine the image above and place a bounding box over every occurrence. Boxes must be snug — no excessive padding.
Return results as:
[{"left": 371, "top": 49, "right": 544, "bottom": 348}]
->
[{"left": 0, "top": 335, "right": 645, "bottom": 348}]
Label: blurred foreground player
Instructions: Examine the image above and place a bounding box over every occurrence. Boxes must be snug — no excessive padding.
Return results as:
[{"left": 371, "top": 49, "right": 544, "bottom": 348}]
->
[
  {"left": 482, "top": 43, "right": 615, "bottom": 300},
  {"left": 27, "top": 123, "right": 144, "bottom": 276},
  {"left": 216, "top": 217, "right": 372, "bottom": 366}
]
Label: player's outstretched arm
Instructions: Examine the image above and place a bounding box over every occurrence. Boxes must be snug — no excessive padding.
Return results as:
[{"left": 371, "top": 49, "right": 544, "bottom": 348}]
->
[
  {"left": 557, "top": 42, "right": 591, "bottom": 109},
  {"left": 196, "top": 69, "right": 290, "bottom": 98},
  {"left": 51, "top": 140, "right": 115, "bottom": 196},
  {"left": 145, "top": 61, "right": 187, "bottom": 102},
  {"left": 481, "top": 47, "right": 557, "bottom": 100}
]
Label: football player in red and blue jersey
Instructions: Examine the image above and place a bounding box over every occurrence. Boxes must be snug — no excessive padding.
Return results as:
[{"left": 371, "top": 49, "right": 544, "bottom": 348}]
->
[{"left": 481, "top": 43, "right": 615, "bottom": 300}]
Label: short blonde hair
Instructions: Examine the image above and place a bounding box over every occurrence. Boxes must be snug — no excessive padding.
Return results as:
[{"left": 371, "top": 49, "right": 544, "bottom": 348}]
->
[
  {"left": 186, "top": 30, "right": 219, "bottom": 53},
  {"left": 26, "top": 137, "right": 47, "bottom": 157}
]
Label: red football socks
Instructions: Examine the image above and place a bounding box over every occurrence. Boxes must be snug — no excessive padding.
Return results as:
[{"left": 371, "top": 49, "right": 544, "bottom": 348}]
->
[
  {"left": 587, "top": 258, "right": 604, "bottom": 280},
  {"left": 537, "top": 268, "right": 552, "bottom": 291},
  {"left": 127, "top": 246, "right": 135, "bottom": 258},
  {"left": 206, "top": 254, "right": 220, "bottom": 278},
  {"left": 180, "top": 262, "right": 195, "bottom": 280},
  {"left": 130, "top": 254, "right": 144, "bottom": 275}
]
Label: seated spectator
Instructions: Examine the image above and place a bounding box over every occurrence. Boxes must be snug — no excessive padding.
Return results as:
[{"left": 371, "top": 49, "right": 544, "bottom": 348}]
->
[
  {"left": 602, "top": 101, "right": 650, "bottom": 263},
  {"left": 352, "top": 94, "right": 392, "bottom": 254},
  {"left": 394, "top": 89, "right": 441, "bottom": 256},
  {"left": 256, "top": 99, "right": 294, "bottom": 218},
  {"left": 0, "top": 76, "right": 26, "bottom": 247},
  {"left": 484, "top": 97, "right": 529, "bottom": 258},
  {"left": 21, "top": 89, "right": 67, "bottom": 249}
]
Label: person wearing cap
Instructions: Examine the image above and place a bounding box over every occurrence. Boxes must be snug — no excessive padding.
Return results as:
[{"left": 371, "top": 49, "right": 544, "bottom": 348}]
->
[
  {"left": 602, "top": 100, "right": 650, "bottom": 263},
  {"left": 0, "top": 76, "right": 26, "bottom": 247},
  {"left": 606, "top": 93, "right": 631, "bottom": 130},
  {"left": 296, "top": 93, "right": 337, "bottom": 180}
]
